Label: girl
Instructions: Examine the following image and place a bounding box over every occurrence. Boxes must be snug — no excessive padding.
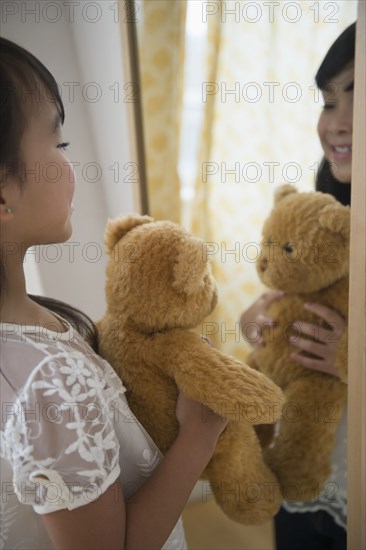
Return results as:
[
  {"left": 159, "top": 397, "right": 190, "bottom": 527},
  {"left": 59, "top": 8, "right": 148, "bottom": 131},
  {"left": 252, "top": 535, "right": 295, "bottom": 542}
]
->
[
  {"left": 240, "top": 22, "right": 355, "bottom": 550},
  {"left": 0, "top": 38, "right": 227, "bottom": 549}
]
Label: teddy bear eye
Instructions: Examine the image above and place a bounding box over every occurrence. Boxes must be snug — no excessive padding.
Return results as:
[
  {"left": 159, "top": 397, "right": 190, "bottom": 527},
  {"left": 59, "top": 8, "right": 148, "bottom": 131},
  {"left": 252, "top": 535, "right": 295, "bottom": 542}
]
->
[{"left": 283, "top": 243, "right": 294, "bottom": 253}]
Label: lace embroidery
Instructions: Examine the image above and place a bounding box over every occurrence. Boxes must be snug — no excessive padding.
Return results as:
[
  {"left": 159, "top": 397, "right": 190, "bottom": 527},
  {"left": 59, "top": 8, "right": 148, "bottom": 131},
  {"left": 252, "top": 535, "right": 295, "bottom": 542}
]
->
[
  {"left": 4, "top": 343, "right": 125, "bottom": 505},
  {"left": 1, "top": 327, "right": 187, "bottom": 549},
  {"left": 138, "top": 449, "right": 161, "bottom": 477},
  {"left": 0, "top": 502, "right": 17, "bottom": 549}
]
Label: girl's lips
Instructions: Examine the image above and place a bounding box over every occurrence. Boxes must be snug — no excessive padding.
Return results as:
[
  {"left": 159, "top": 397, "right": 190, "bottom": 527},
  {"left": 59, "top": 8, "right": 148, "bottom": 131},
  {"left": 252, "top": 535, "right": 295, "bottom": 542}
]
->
[{"left": 331, "top": 145, "right": 352, "bottom": 161}]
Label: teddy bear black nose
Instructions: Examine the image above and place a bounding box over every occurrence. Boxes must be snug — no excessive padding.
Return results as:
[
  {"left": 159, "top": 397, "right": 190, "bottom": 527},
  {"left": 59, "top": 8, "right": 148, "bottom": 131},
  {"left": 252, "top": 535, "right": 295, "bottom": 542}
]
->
[{"left": 259, "top": 258, "right": 268, "bottom": 272}]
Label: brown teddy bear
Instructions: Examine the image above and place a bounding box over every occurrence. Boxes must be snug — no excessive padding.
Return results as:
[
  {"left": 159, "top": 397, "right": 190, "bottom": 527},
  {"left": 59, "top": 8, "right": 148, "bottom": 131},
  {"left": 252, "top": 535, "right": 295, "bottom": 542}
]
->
[
  {"left": 251, "top": 184, "right": 349, "bottom": 502},
  {"left": 97, "top": 214, "right": 285, "bottom": 525}
]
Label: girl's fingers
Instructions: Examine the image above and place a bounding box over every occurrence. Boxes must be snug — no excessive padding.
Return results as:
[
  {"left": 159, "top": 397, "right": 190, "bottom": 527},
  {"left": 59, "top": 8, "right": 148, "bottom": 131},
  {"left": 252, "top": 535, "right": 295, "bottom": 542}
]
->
[
  {"left": 291, "top": 320, "right": 343, "bottom": 345},
  {"left": 290, "top": 351, "right": 340, "bottom": 378},
  {"left": 288, "top": 335, "right": 329, "bottom": 360},
  {"left": 304, "top": 302, "right": 346, "bottom": 331},
  {"left": 257, "top": 314, "right": 277, "bottom": 326},
  {"left": 240, "top": 291, "right": 284, "bottom": 346},
  {"left": 260, "top": 291, "right": 285, "bottom": 308}
]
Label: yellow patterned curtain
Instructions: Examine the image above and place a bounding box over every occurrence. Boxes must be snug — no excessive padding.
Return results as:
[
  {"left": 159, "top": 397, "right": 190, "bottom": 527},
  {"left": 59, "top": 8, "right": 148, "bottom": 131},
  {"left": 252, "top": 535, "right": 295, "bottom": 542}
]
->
[
  {"left": 137, "top": 0, "right": 187, "bottom": 222},
  {"left": 190, "top": 7, "right": 221, "bottom": 242},
  {"left": 190, "top": 0, "right": 357, "bottom": 361}
]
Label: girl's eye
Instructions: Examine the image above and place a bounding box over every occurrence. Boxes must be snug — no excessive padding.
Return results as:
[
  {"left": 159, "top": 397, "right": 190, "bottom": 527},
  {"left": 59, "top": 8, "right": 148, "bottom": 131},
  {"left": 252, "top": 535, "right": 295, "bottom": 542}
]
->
[
  {"left": 57, "top": 142, "right": 70, "bottom": 151},
  {"left": 322, "top": 103, "right": 335, "bottom": 111}
]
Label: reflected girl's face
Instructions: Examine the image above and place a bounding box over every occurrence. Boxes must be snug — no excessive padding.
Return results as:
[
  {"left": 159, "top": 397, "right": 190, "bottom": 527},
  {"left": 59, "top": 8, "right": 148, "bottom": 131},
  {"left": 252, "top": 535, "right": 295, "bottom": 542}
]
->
[{"left": 317, "top": 62, "right": 354, "bottom": 184}]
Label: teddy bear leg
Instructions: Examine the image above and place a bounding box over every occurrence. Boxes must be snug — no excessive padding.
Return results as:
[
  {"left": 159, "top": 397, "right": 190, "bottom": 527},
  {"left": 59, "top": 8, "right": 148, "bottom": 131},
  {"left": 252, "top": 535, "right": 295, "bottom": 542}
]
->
[
  {"left": 263, "top": 378, "right": 347, "bottom": 501},
  {"left": 203, "top": 423, "right": 282, "bottom": 525}
]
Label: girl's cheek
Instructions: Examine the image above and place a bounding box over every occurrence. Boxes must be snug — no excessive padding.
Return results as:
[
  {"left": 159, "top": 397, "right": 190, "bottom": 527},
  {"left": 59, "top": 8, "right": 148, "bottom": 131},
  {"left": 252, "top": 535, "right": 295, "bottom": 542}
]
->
[
  {"left": 62, "top": 159, "right": 76, "bottom": 188},
  {"left": 317, "top": 113, "right": 325, "bottom": 141},
  {"left": 317, "top": 117, "right": 329, "bottom": 156}
]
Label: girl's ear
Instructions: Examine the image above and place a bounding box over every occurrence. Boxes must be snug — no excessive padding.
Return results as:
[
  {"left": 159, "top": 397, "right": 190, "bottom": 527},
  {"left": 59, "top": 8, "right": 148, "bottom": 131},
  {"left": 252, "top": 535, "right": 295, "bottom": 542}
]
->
[
  {"left": 104, "top": 215, "right": 153, "bottom": 254},
  {"left": 0, "top": 195, "right": 15, "bottom": 220}
]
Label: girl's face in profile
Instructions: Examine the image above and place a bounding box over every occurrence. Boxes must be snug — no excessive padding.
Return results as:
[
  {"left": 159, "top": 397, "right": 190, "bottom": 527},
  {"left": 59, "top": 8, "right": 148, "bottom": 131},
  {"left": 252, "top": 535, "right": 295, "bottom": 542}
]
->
[
  {"left": 317, "top": 63, "right": 354, "bottom": 184},
  {"left": 2, "top": 99, "right": 76, "bottom": 247}
]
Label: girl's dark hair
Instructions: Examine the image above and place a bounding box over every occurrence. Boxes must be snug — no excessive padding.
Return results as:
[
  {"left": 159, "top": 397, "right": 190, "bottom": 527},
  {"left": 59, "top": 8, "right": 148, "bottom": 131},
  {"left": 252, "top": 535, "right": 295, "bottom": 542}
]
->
[
  {"left": 0, "top": 37, "right": 98, "bottom": 351},
  {"left": 314, "top": 22, "right": 355, "bottom": 206},
  {"left": 28, "top": 295, "right": 99, "bottom": 352},
  {"left": 0, "top": 37, "right": 65, "bottom": 184}
]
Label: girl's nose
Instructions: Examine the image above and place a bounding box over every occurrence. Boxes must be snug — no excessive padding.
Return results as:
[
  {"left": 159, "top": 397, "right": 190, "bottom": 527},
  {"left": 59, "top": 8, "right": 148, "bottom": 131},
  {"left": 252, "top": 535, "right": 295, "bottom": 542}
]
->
[{"left": 329, "top": 105, "right": 353, "bottom": 134}]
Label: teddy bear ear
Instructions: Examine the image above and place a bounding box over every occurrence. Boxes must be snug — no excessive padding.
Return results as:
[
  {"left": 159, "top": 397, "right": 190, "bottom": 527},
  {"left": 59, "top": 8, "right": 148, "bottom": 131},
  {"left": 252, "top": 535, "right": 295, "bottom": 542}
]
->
[
  {"left": 274, "top": 184, "right": 298, "bottom": 204},
  {"left": 104, "top": 215, "right": 154, "bottom": 253},
  {"left": 318, "top": 203, "right": 350, "bottom": 239},
  {"left": 172, "top": 236, "right": 209, "bottom": 296}
]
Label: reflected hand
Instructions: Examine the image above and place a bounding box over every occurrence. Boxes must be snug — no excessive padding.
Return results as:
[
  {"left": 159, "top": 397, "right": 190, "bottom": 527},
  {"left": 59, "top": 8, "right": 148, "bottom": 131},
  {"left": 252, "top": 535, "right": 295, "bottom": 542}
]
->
[
  {"left": 289, "top": 302, "right": 346, "bottom": 378},
  {"left": 240, "top": 291, "right": 284, "bottom": 348}
]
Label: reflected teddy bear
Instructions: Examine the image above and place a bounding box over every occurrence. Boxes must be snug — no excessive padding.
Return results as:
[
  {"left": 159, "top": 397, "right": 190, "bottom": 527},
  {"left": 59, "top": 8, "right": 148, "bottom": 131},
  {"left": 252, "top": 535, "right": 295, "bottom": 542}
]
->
[{"left": 251, "top": 184, "right": 349, "bottom": 501}]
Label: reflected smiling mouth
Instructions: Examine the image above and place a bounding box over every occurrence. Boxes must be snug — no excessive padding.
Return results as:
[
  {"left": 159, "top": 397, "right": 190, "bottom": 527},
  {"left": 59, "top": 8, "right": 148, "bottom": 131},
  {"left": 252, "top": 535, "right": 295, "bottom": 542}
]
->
[{"left": 331, "top": 145, "right": 352, "bottom": 153}]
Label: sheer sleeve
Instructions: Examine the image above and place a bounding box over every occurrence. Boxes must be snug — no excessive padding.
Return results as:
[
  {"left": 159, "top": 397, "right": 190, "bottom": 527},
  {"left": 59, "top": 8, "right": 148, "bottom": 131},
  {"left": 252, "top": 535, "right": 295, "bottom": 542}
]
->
[{"left": 4, "top": 349, "right": 123, "bottom": 514}]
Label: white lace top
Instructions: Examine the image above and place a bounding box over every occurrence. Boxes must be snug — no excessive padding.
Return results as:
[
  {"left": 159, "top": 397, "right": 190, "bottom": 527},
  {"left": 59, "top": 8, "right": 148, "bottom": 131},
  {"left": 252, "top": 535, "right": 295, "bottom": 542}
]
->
[{"left": 0, "top": 317, "right": 187, "bottom": 550}]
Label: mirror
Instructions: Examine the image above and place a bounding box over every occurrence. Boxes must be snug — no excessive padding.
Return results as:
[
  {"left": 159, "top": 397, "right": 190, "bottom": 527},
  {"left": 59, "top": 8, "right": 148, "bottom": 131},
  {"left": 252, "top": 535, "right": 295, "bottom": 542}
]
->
[
  {"left": 133, "top": 0, "right": 358, "bottom": 358},
  {"left": 131, "top": 1, "right": 363, "bottom": 548}
]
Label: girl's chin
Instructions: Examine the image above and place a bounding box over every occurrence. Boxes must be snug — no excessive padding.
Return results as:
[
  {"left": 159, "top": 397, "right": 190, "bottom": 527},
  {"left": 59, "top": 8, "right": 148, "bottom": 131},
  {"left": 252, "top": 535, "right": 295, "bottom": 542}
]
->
[
  {"left": 329, "top": 164, "right": 352, "bottom": 184},
  {"left": 60, "top": 223, "right": 73, "bottom": 242},
  {"left": 330, "top": 172, "right": 352, "bottom": 184}
]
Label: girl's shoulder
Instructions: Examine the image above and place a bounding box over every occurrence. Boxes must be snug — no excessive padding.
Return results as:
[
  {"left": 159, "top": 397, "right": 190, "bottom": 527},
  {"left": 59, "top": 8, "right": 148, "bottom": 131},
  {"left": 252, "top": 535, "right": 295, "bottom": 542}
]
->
[{"left": 0, "top": 318, "right": 126, "bottom": 411}]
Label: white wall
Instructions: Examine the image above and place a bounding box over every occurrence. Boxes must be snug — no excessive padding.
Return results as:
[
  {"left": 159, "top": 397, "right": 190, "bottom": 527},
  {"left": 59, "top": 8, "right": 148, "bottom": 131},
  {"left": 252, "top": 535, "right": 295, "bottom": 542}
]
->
[{"left": 1, "top": 0, "right": 139, "bottom": 320}]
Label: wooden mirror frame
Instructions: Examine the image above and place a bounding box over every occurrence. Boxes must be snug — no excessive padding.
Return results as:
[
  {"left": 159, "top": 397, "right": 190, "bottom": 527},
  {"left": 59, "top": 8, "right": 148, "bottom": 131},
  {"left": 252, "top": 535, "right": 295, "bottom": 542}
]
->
[
  {"left": 348, "top": 1, "right": 366, "bottom": 548},
  {"left": 120, "top": 0, "right": 149, "bottom": 215}
]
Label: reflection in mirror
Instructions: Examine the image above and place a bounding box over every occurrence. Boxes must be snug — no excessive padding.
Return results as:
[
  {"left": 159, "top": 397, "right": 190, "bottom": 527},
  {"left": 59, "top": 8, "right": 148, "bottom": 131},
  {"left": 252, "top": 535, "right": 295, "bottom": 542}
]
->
[
  {"left": 135, "top": 0, "right": 357, "bottom": 360},
  {"left": 133, "top": 1, "right": 359, "bottom": 548}
]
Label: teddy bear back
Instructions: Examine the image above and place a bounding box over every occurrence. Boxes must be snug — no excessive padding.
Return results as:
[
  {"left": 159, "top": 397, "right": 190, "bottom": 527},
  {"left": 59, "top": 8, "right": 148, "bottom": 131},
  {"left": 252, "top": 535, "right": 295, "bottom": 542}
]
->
[
  {"left": 102, "top": 215, "right": 218, "bottom": 333},
  {"left": 257, "top": 185, "right": 350, "bottom": 294}
]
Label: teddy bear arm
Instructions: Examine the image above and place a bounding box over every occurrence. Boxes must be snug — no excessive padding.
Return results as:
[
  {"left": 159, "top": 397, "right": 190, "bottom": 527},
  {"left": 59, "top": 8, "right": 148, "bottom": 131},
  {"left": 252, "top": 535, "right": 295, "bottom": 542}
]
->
[
  {"left": 146, "top": 332, "right": 235, "bottom": 416},
  {"left": 144, "top": 330, "right": 283, "bottom": 423},
  {"left": 168, "top": 334, "right": 284, "bottom": 423}
]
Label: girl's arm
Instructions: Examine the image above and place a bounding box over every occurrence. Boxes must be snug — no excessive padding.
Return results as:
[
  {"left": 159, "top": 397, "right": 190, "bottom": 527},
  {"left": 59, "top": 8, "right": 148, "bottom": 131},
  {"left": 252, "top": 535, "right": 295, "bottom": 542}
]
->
[{"left": 41, "top": 393, "right": 227, "bottom": 550}]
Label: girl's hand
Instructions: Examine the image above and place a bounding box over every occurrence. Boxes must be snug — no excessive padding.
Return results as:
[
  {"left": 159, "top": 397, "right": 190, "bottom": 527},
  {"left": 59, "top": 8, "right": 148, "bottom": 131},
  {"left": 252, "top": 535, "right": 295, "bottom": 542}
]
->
[
  {"left": 176, "top": 391, "right": 228, "bottom": 449},
  {"left": 240, "top": 291, "right": 284, "bottom": 348},
  {"left": 289, "top": 302, "right": 346, "bottom": 378}
]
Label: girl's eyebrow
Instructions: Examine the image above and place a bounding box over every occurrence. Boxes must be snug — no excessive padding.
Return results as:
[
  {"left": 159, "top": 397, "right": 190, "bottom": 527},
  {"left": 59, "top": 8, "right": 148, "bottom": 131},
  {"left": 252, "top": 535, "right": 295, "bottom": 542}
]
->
[{"left": 344, "top": 80, "right": 354, "bottom": 92}]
